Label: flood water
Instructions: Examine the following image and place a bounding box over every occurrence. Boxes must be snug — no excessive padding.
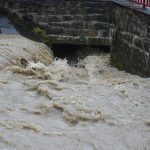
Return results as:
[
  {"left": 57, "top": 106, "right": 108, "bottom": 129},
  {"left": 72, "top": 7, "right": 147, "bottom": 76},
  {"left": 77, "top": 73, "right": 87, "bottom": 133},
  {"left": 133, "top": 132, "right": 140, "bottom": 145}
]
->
[
  {"left": 0, "top": 13, "right": 149, "bottom": 149},
  {"left": 0, "top": 15, "right": 19, "bottom": 35}
]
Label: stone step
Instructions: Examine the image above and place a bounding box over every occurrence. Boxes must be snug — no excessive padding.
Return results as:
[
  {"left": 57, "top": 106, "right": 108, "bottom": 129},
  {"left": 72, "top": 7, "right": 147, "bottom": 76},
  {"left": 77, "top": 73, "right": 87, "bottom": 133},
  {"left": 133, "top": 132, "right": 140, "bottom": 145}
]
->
[
  {"left": 47, "top": 34, "right": 112, "bottom": 46},
  {"left": 46, "top": 26, "right": 111, "bottom": 38},
  {"left": 47, "top": 21, "right": 110, "bottom": 30}
]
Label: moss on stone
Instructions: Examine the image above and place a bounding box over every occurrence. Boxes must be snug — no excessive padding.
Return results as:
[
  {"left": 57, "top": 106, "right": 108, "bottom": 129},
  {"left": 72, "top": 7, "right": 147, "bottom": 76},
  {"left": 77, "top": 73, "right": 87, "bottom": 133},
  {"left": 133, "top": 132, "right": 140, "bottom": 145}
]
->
[
  {"left": 33, "top": 27, "right": 43, "bottom": 35},
  {"left": 33, "top": 27, "right": 49, "bottom": 44}
]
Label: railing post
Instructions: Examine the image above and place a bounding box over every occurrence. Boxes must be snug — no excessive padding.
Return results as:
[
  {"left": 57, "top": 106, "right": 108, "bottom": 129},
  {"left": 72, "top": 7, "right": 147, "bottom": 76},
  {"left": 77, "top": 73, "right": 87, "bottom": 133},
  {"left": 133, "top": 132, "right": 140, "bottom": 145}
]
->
[
  {"left": 129, "top": 0, "right": 150, "bottom": 8},
  {"left": 143, "top": 0, "right": 146, "bottom": 9}
]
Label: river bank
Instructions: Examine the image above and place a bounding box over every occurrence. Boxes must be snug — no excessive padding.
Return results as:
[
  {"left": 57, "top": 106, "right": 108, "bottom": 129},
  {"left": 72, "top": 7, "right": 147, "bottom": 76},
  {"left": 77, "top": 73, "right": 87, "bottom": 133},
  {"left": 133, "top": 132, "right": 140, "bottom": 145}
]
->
[{"left": 0, "top": 34, "right": 149, "bottom": 150}]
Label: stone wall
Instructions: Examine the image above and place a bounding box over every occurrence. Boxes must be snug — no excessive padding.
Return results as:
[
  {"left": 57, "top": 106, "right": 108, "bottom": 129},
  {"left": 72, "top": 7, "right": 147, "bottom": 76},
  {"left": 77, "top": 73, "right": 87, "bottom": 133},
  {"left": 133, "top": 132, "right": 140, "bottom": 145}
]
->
[
  {"left": 111, "top": 4, "right": 150, "bottom": 77},
  {"left": 9, "top": 0, "right": 113, "bottom": 46}
]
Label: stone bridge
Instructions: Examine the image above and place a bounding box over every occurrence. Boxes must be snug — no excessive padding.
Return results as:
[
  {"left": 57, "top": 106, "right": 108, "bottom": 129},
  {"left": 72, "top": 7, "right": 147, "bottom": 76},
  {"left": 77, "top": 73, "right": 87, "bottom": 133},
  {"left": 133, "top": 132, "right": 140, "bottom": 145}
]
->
[{"left": 0, "top": 0, "right": 150, "bottom": 77}]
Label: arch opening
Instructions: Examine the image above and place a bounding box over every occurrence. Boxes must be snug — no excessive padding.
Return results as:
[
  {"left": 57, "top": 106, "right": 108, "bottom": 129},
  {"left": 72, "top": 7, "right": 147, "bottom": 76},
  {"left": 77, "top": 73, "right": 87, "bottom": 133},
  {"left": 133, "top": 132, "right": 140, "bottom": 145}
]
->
[{"left": 52, "top": 43, "right": 110, "bottom": 64}]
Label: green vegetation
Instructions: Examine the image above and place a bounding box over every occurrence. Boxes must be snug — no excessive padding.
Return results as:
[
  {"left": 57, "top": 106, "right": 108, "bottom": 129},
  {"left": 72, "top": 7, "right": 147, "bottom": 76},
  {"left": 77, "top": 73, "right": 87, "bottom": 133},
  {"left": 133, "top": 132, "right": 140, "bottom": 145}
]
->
[
  {"left": 11, "top": 14, "right": 49, "bottom": 45},
  {"left": 33, "top": 27, "right": 43, "bottom": 36},
  {"left": 33, "top": 27, "right": 49, "bottom": 44}
]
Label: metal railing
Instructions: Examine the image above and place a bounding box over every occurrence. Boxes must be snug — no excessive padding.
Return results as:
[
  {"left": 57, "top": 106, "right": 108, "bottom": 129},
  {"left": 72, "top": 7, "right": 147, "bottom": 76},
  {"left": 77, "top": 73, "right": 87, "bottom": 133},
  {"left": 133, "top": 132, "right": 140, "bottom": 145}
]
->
[{"left": 129, "top": 0, "right": 150, "bottom": 8}]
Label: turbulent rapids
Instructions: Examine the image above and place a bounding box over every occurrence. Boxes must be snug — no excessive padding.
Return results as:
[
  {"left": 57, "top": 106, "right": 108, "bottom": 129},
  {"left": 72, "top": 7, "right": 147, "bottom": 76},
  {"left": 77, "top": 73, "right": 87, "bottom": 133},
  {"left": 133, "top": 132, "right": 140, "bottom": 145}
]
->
[{"left": 0, "top": 34, "right": 150, "bottom": 150}]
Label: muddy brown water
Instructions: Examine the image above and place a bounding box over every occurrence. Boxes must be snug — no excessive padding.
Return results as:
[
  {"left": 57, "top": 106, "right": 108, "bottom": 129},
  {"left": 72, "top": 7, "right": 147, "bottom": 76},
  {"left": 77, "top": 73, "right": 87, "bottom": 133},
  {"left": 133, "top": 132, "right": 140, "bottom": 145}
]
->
[{"left": 0, "top": 34, "right": 150, "bottom": 150}]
